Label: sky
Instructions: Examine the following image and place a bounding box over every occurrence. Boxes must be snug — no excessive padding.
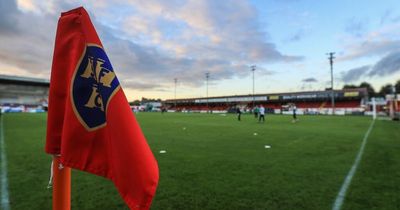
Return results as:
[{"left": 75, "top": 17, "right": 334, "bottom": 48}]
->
[{"left": 0, "top": 0, "right": 400, "bottom": 101}]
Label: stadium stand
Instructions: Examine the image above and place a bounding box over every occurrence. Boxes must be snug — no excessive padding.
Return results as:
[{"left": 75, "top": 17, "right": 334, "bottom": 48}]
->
[
  {"left": 164, "top": 88, "right": 368, "bottom": 115},
  {"left": 0, "top": 75, "right": 49, "bottom": 112}
]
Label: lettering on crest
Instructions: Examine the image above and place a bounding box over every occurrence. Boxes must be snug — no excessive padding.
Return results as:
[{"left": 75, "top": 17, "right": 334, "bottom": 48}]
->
[{"left": 72, "top": 45, "right": 120, "bottom": 130}]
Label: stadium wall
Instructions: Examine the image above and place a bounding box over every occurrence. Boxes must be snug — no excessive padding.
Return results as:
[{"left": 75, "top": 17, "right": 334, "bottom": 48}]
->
[{"left": 0, "top": 75, "right": 49, "bottom": 111}]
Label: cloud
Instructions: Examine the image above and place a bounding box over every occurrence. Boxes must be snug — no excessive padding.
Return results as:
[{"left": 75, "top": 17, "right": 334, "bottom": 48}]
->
[
  {"left": 101, "top": 35, "right": 257, "bottom": 88},
  {"left": 341, "top": 51, "right": 400, "bottom": 83},
  {"left": 369, "top": 51, "right": 400, "bottom": 76},
  {"left": 120, "top": 0, "right": 304, "bottom": 63},
  {"left": 302, "top": 77, "right": 317, "bottom": 83},
  {"left": 341, "top": 65, "right": 371, "bottom": 83},
  {"left": 0, "top": 0, "right": 302, "bottom": 91},
  {"left": 339, "top": 20, "right": 400, "bottom": 62},
  {"left": 0, "top": 3, "right": 59, "bottom": 77},
  {"left": 286, "top": 29, "right": 305, "bottom": 42},
  {"left": 345, "top": 17, "right": 369, "bottom": 37},
  {"left": 0, "top": 0, "right": 19, "bottom": 33},
  {"left": 380, "top": 9, "right": 392, "bottom": 25},
  {"left": 340, "top": 39, "right": 400, "bottom": 61},
  {"left": 121, "top": 80, "right": 168, "bottom": 91},
  {"left": 379, "top": 9, "right": 400, "bottom": 25}
]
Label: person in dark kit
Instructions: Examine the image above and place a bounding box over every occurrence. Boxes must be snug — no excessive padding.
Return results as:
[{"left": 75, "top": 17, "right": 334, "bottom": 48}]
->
[
  {"left": 292, "top": 104, "right": 298, "bottom": 123},
  {"left": 236, "top": 107, "right": 242, "bottom": 121},
  {"left": 258, "top": 105, "right": 265, "bottom": 123}
]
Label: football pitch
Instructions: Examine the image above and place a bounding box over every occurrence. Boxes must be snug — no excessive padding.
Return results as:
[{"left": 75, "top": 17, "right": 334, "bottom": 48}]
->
[{"left": 1, "top": 113, "right": 399, "bottom": 210}]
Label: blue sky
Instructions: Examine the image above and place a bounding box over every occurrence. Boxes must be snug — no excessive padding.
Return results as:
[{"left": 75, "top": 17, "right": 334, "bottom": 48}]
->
[
  {"left": 0, "top": 0, "right": 399, "bottom": 100},
  {"left": 257, "top": 0, "right": 400, "bottom": 91}
]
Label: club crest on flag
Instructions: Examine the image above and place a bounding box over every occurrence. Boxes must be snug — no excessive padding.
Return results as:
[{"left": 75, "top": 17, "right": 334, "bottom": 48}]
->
[{"left": 71, "top": 44, "right": 120, "bottom": 131}]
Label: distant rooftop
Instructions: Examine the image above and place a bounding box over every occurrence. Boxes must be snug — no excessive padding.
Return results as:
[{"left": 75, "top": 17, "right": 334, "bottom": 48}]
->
[{"left": 0, "top": 74, "right": 50, "bottom": 87}]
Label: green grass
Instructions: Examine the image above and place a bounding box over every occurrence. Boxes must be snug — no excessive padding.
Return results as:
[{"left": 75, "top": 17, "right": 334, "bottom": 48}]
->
[
  {"left": 1, "top": 113, "right": 399, "bottom": 209},
  {"left": 343, "top": 120, "right": 400, "bottom": 210}
]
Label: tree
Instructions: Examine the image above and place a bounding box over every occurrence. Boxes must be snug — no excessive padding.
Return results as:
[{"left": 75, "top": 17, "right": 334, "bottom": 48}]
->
[
  {"left": 129, "top": 100, "right": 141, "bottom": 106},
  {"left": 359, "top": 82, "right": 376, "bottom": 97},
  {"left": 342, "top": 84, "right": 358, "bottom": 89},
  {"left": 395, "top": 80, "right": 400, "bottom": 93},
  {"left": 378, "top": 84, "right": 394, "bottom": 96}
]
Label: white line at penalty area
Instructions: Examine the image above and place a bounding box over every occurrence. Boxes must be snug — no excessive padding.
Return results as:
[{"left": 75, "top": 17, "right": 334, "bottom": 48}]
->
[
  {"left": 332, "top": 120, "right": 375, "bottom": 210},
  {"left": 0, "top": 116, "right": 10, "bottom": 210}
]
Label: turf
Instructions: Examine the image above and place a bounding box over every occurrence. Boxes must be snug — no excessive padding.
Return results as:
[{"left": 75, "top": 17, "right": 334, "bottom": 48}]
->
[
  {"left": 342, "top": 120, "right": 400, "bottom": 210},
  {"left": 1, "top": 113, "right": 399, "bottom": 209}
]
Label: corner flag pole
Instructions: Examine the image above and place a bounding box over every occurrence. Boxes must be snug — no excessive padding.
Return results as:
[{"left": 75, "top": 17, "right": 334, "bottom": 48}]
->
[{"left": 52, "top": 156, "right": 71, "bottom": 210}]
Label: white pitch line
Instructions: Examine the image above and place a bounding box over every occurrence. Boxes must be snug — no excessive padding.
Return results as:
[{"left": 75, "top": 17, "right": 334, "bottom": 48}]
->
[
  {"left": 332, "top": 120, "right": 375, "bottom": 210},
  {"left": 0, "top": 116, "right": 10, "bottom": 210}
]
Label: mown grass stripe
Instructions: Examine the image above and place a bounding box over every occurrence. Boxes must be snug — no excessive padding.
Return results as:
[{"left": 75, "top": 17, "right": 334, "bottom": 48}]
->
[
  {"left": 0, "top": 116, "right": 10, "bottom": 210},
  {"left": 332, "top": 120, "right": 375, "bottom": 210}
]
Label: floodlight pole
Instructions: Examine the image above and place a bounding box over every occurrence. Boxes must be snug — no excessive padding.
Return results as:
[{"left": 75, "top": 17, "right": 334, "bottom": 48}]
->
[
  {"left": 327, "top": 52, "right": 335, "bottom": 115},
  {"left": 206, "top": 72, "right": 210, "bottom": 113},
  {"left": 174, "top": 78, "right": 177, "bottom": 109},
  {"left": 251, "top": 65, "right": 256, "bottom": 109}
]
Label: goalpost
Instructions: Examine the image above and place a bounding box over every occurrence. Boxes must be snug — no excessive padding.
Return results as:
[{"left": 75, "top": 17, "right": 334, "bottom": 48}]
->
[
  {"left": 371, "top": 95, "right": 400, "bottom": 121},
  {"left": 368, "top": 97, "right": 388, "bottom": 121}
]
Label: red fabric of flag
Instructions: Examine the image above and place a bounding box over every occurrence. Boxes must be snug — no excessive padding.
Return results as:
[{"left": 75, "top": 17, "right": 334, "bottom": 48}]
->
[{"left": 45, "top": 7, "right": 159, "bottom": 209}]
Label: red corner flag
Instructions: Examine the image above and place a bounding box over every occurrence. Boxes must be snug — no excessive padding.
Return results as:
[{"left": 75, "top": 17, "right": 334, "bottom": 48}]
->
[{"left": 45, "top": 7, "right": 159, "bottom": 209}]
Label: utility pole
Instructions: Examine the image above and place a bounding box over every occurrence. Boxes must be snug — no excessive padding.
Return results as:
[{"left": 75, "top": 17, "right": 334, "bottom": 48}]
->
[
  {"left": 205, "top": 72, "right": 210, "bottom": 113},
  {"left": 327, "top": 52, "right": 335, "bottom": 115},
  {"left": 174, "top": 78, "right": 177, "bottom": 109},
  {"left": 251, "top": 65, "right": 256, "bottom": 109}
]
